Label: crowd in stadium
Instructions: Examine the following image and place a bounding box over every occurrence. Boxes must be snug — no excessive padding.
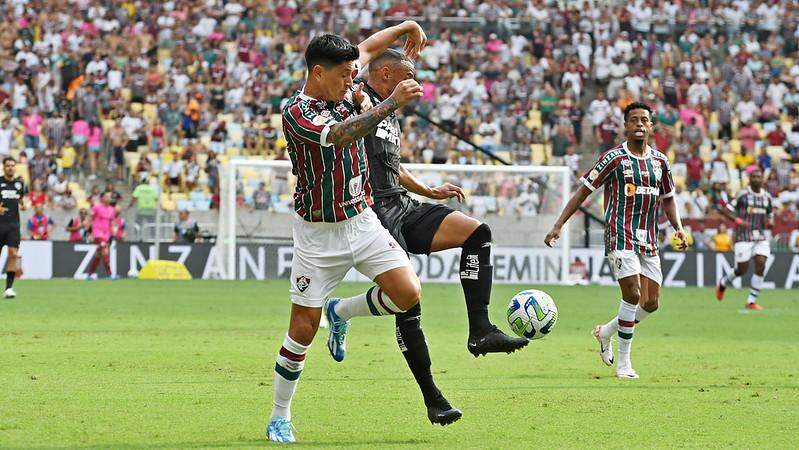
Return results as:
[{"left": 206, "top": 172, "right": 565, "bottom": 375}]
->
[{"left": 1, "top": 0, "right": 798, "bottom": 247}]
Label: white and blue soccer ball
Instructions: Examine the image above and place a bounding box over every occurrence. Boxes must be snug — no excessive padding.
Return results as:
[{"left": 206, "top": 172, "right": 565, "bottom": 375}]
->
[{"left": 506, "top": 289, "right": 559, "bottom": 340}]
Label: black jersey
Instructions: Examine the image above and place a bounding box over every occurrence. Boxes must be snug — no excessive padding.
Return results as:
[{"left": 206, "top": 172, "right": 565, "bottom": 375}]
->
[
  {"left": 362, "top": 83, "right": 405, "bottom": 199},
  {"left": 0, "top": 176, "right": 26, "bottom": 225}
]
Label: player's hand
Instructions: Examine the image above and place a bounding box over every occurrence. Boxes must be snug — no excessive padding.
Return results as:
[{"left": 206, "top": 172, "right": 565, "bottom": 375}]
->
[
  {"left": 428, "top": 183, "right": 465, "bottom": 202},
  {"left": 673, "top": 228, "right": 690, "bottom": 251},
  {"left": 544, "top": 226, "right": 561, "bottom": 248},
  {"left": 0, "top": 205, "right": 6, "bottom": 215},
  {"left": 389, "top": 79, "right": 423, "bottom": 108},
  {"left": 734, "top": 217, "right": 744, "bottom": 226},
  {"left": 401, "top": 21, "right": 427, "bottom": 59},
  {"left": 353, "top": 83, "right": 372, "bottom": 112}
]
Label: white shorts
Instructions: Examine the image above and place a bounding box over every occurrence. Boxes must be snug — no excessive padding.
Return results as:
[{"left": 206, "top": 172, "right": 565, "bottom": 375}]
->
[
  {"left": 734, "top": 241, "right": 771, "bottom": 264},
  {"left": 607, "top": 249, "right": 663, "bottom": 286},
  {"left": 289, "top": 208, "right": 411, "bottom": 308}
]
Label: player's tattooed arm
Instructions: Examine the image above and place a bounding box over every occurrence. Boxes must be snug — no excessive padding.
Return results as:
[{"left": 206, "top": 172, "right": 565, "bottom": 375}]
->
[{"left": 326, "top": 98, "right": 398, "bottom": 147}]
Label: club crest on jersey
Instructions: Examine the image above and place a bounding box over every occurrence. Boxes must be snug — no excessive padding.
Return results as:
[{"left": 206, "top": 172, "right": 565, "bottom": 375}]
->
[
  {"left": 653, "top": 167, "right": 662, "bottom": 179},
  {"left": 296, "top": 276, "right": 311, "bottom": 293},
  {"left": 621, "top": 159, "right": 633, "bottom": 167},
  {"left": 14, "top": 182, "right": 21, "bottom": 190},
  {"left": 348, "top": 177, "right": 362, "bottom": 197}
]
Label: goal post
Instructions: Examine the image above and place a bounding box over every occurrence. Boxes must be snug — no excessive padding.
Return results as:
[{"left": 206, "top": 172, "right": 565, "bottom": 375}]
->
[{"left": 218, "top": 159, "right": 571, "bottom": 283}]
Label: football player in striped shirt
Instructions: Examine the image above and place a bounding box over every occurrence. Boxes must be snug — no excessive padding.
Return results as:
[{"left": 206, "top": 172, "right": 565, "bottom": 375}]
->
[
  {"left": 545, "top": 102, "right": 689, "bottom": 379},
  {"left": 268, "top": 24, "right": 429, "bottom": 443},
  {"left": 715, "top": 168, "right": 774, "bottom": 310}
]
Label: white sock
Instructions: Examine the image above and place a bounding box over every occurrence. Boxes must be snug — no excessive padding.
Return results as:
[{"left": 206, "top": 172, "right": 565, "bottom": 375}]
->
[
  {"left": 616, "top": 300, "right": 638, "bottom": 367},
  {"left": 599, "top": 315, "right": 618, "bottom": 339},
  {"left": 271, "top": 335, "right": 309, "bottom": 421},
  {"left": 722, "top": 271, "right": 738, "bottom": 287},
  {"left": 334, "top": 286, "right": 403, "bottom": 320},
  {"left": 601, "top": 305, "right": 651, "bottom": 340},
  {"left": 635, "top": 307, "right": 651, "bottom": 322},
  {"left": 748, "top": 274, "right": 763, "bottom": 304}
]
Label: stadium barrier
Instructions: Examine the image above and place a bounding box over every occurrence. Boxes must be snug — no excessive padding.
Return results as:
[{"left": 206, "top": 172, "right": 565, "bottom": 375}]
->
[{"left": 13, "top": 241, "right": 799, "bottom": 289}]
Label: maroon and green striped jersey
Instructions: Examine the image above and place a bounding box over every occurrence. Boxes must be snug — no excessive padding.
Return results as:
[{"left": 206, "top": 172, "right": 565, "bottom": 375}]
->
[
  {"left": 732, "top": 187, "right": 773, "bottom": 242},
  {"left": 282, "top": 89, "right": 373, "bottom": 222},
  {"left": 580, "top": 142, "right": 675, "bottom": 256}
]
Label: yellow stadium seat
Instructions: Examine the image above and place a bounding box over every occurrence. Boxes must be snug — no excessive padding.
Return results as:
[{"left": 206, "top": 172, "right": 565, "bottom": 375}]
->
[
  {"left": 130, "top": 102, "right": 143, "bottom": 113},
  {"left": 171, "top": 192, "right": 187, "bottom": 201},
  {"left": 124, "top": 152, "right": 139, "bottom": 169},
  {"left": 120, "top": 88, "right": 132, "bottom": 102},
  {"left": 78, "top": 200, "right": 91, "bottom": 210},
  {"left": 722, "top": 152, "right": 736, "bottom": 169},
  {"left": 766, "top": 146, "right": 787, "bottom": 160},
  {"left": 531, "top": 144, "right": 545, "bottom": 164},
  {"left": 729, "top": 139, "right": 741, "bottom": 154},
  {"left": 143, "top": 104, "right": 158, "bottom": 123},
  {"left": 699, "top": 145, "right": 712, "bottom": 162},
  {"left": 227, "top": 147, "right": 241, "bottom": 156}
]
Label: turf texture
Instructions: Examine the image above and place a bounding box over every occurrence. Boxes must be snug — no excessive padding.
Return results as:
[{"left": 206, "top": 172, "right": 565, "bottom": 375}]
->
[{"left": 1, "top": 280, "right": 797, "bottom": 449}]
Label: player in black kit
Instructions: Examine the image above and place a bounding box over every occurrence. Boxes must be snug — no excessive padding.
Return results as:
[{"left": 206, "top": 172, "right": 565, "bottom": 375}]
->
[
  {"left": 0, "top": 157, "right": 27, "bottom": 298},
  {"left": 361, "top": 49, "right": 529, "bottom": 425}
]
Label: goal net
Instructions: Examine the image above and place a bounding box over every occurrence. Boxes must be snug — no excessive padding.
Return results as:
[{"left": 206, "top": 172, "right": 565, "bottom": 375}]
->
[{"left": 218, "top": 159, "right": 572, "bottom": 283}]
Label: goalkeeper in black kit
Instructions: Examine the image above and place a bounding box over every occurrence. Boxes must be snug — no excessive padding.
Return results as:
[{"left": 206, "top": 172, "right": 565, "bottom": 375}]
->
[{"left": 358, "top": 49, "right": 529, "bottom": 425}]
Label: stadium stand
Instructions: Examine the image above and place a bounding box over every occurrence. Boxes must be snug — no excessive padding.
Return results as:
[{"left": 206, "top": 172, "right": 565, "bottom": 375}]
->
[{"left": 1, "top": 0, "right": 798, "bottom": 245}]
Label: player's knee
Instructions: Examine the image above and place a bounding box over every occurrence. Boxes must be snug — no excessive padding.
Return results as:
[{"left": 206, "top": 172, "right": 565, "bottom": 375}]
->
[
  {"left": 393, "top": 281, "right": 421, "bottom": 311},
  {"left": 642, "top": 299, "right": 659, "bottom": 313},
  {"left": 462, "top": 222, "right": 491, "bottom": 249},
  {"left": 624, "top": 290, "right": 641, "bottom": 305}
]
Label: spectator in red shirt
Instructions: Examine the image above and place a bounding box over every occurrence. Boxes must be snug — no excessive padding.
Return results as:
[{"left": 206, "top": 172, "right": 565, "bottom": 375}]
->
[
  {"left": 28, "top": 180, "right": 47, "bottom": 207},
  {"left": 595, "top": 115, "right": 618, "bottom": 152},
  {"left": 686, "top": 149, "right": 704, "bottom": 191},
  {"left": 766, "top": 128, "right": 786, "bottom": 147},
  {"left": 27, "top": 205, "right": 54, "bottom": 240},
  {"left": 653, "top": 126, "right": 672, "bottom": 153}
]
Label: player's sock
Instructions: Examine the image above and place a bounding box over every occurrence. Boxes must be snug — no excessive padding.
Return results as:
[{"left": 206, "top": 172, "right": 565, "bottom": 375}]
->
[
  {"left": 635, "top": 307, "right": 651, "bottom": 323},
  {"left": 600, "top": 302, "right": 652, "bottom": 339},
  {"left": 102, "top": 253, "right": 111, "bottom": 274},
  {"left": 6, "top": 271, "right": 14, "bottom": 289},
  {"left": 271, "top": 335, "right": 308, "bottom": 421},
  {"left": 395, "top": 304, "right": 443, "bottom": 407},
  {"left": 747, "top": 274, "right": 763, "bottom": 304},
  {"left": 87, "top": 254, "right": 100, "bottom": 274},
  {"left": 459, "top": 224, "right": 493, "bottom": 336},
  {"left": 617, "top": 300, "right": 638, "bottom": 367},
  {"left": 721, "top": 271, "right": 738, "bottom": 287},
  {"left": 334, "top": 286, "right": 403, "bottom": 320}
]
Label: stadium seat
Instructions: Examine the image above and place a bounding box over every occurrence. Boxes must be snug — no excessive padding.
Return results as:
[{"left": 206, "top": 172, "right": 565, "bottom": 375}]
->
[
  {"left": 143, "top": 104, "right": 158, "bottom": 123},
  {"left": 531, "top": 144, "right": 545, "bottom": 164},
  {"left": 729, "top": 139, "right": 741, "bottom": 154},
  {"left": 270, "top": 114, "right": 282, "bottom": 129},
  {"left": 160, "top": 194, "right": 176, "bottom": 211},
  {"left": 767, "top": 146, "right": 788, "bottom": 160}
]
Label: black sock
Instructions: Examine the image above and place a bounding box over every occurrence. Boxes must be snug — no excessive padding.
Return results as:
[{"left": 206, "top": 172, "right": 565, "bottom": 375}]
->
[
  {"left": 6, "top": 271, "right": 14, "bottom": 290},
  {"left": 395, "top": 304, "right": 444, "bottom": 408},
  {"left": 460, "top": 224, "right": 493, "bottom": 336}
]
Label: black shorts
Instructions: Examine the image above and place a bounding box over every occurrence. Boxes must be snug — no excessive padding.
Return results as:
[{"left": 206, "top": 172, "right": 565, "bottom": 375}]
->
[
  {"left": 373, "top": 195, "right": 455, "bottom": 255},
  {"left": 0, "top": 223, "right": 21, "bottom": 248}
]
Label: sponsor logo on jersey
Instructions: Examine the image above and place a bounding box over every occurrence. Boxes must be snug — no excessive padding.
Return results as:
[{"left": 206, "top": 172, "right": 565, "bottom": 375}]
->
[
  {"left": 1, "top": 190, "right": 20, "bottom": 199},
  {"left": 375, "top": 118, "right": 400, "bottom": 146},
  {"left": 595, "top": 149, "right": 625, "bottom": 171},
  {"left": 625, "top": 184, "right": 659, "bottom": 196},
  {"left": 747, "top": 206, "right": 767, "bottom": 214},
  {"left": 588, "top": 169, "right": 599, "bottom": 181},
  {"left": 296, "top": 276, "right": 311, "bottom": 293},
  {"left": 622, "top": 169, "right": 634, "bottom": 177},
  {"left": 312, "top": 114, "right": 332, "bottom": 126}
]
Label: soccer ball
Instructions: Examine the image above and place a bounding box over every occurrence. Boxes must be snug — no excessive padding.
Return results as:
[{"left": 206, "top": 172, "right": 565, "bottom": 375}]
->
[
  {"left": 127, "top": 268, "right": 139, "bottom": 278},
  {"left": 506, "top": 289, "right": 559, "bottom": 340},
  {"left": 669, "top": 230, "right": 694, "bottom": 251}
]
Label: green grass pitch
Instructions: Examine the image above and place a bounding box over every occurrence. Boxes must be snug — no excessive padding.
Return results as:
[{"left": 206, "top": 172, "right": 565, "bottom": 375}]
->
[{"left": 1, "top": 280, "right": 798, "bottom": 449}]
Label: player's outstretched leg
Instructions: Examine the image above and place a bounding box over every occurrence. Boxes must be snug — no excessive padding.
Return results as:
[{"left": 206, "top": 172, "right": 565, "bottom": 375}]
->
[
  {"left": 445, "top": 221, "right": 528, "bottom": 356},
  {"left": 327, "top": 266, "right": 420, "bottom": 362},
  {"left": 717, "top": 260, "right": 747, "bottom": 301},
  {"left": 396, "top": 303, "right": 462, "bottom": 426}
]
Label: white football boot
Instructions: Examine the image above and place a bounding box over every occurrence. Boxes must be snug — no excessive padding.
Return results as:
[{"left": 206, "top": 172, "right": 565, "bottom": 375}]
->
[
  {"left": 593, "top": 325, "right": 614, "bottom": 366},
  {"left": 616, "top": 362, "right": 639, "bottom": 379},
  {"left": 4, "top": 288, "right": 16, "bottom": 298}
]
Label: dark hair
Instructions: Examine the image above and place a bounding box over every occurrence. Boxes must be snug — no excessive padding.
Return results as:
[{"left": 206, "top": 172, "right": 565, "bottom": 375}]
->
[
  {"left": 369, "top": 48, "right": 413, "bottom": 72},
  {"left": 3, "top": 156, "right": 16, "bottom": 165},
  {"left": 305, "top": 34, "right": 359, "bottom": 70},
  {"left": 623, "top": 102, "right": 653, "bottom": 122}
]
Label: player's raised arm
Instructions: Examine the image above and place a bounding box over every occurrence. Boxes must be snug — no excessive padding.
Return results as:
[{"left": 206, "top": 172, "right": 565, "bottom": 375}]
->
[
  {"left": 358, "top": 21, "right": 427, "bottom": 67},
  {"left": 544, "top": 184, "right": 592, "bottom": 247},
  {"left": 325, "top": 79, "right": 422, "bottom": 147},
  {"left": 398, "top": 164, "right": 465, "bottom": 202}
]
